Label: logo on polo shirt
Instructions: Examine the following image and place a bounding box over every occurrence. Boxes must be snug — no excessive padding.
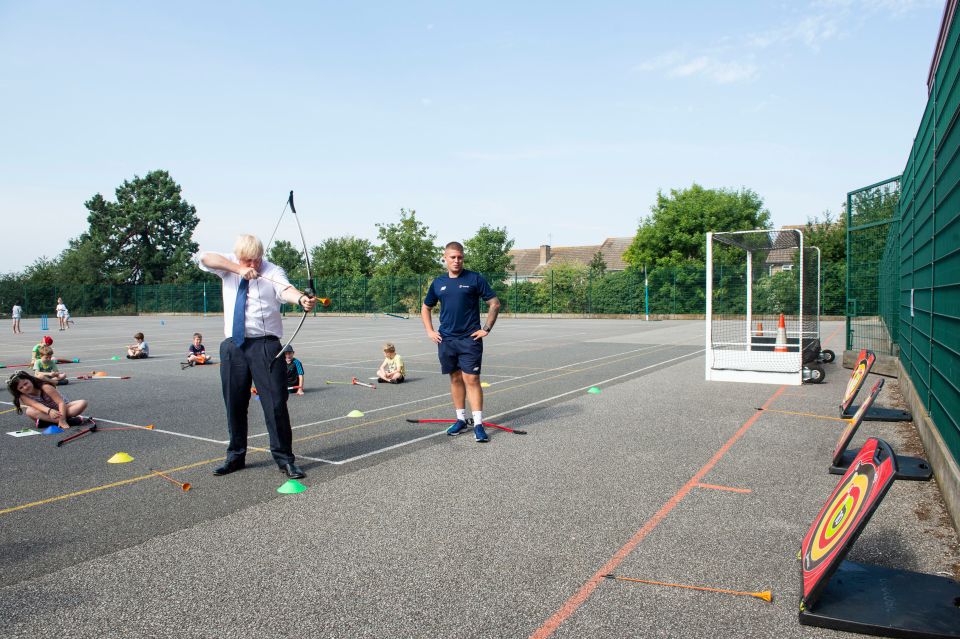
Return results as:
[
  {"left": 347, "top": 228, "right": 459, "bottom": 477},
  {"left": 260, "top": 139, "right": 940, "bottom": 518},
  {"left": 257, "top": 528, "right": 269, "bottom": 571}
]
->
[
  {"left": 440, "top": 286, "right": 447, "bottom": 291},
  {"left": 459, "top": 284, "right": 470, "bottom": 289}
]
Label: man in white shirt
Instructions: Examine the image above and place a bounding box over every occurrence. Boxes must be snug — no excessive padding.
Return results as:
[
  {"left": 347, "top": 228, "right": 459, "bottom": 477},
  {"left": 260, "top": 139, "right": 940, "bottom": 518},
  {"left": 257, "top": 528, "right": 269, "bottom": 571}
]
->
[{"left": 200, "top": 234, "right": 316, "bottom": 479}]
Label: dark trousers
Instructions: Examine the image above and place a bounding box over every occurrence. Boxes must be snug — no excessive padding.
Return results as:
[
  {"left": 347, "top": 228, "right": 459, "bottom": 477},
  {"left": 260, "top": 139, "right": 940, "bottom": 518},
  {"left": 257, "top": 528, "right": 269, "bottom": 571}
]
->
[{"left": 219, "top": 337, "right": 295, "bottom": 466}]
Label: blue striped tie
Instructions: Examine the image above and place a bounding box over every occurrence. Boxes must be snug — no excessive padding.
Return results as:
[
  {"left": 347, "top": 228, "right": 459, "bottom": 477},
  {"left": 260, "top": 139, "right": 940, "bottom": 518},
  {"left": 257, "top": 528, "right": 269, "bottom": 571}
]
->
[{"left": 232, "top": 278, "right": 249, "bottom": 347}]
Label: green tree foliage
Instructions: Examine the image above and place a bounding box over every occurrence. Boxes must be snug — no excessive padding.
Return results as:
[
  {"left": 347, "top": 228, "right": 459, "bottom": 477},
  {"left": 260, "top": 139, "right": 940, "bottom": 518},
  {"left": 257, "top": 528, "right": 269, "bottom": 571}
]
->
[
  {"left": 79, "top": 170, "right": 200, "bottom": 284},
  {"left": 311, "top": 236, "right": 376, "bottom": 277},
  {"left": 267, "top": 240, "right": 304, "bottom": 277},
  {"left": 624, "top": 184, "right": 771, "bottom": 269},
  {"left": 374, "top": 209, "right": 439, "bottom": 277},
  {"left": 56, "top": 237, "right": 107, "bottom": 285},
  {"left": 804, "top": 210, "right": 846, "bottom": 315},
  {"left": 463, "top": 225, "right": 515, "bottom": 281},
  {"left": 588, "top": 251, "right": 607, "bottom": 277}
]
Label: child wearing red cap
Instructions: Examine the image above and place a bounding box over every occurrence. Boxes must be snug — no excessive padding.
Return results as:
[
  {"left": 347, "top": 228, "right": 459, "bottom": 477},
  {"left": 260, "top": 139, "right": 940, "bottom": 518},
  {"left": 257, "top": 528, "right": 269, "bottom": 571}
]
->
[{"left": 31, "top": 335, "right": 54, "bottom": 364}]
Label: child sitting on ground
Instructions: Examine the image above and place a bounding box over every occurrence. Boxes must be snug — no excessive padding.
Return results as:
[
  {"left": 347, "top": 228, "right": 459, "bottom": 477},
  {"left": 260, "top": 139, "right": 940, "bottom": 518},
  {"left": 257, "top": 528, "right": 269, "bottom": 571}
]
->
[
  {"left": 283, "top": 345, "right": 305, "bottom": 395},
  {"left": 126, "top": 332, "right": 149, "bottom": 359},
  {"left": 34, "top": 344, "right": 68, "bottom": 385},
  {"left": 377, "top": 342, "right": 405, "bottom": 384},
  {"left": 183, "top": 333, "right": 208, "bottom": 368},
  {"left": 6, "top": 370, "right": 90, "bottom": 429},
  {"left": 32, "top": 335, "right": 54, "bottom": 363}
]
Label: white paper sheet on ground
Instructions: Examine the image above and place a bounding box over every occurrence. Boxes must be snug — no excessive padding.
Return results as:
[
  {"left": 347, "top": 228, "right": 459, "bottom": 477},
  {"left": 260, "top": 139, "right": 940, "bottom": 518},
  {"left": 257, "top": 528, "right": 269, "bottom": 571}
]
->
[{"left": 7, "top": 429, "right": 41, "bottom": 438}]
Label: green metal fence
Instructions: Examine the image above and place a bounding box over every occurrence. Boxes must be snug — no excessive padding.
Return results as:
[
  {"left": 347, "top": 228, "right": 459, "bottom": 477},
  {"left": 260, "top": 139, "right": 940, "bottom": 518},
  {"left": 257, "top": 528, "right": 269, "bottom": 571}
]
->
[
  {"left": 845, "top": 176, "right": 901, "bottom": 355},
  {"left": 850, "top": 13, "right": 960, "bottom": 467},
  {"left": 0, "top": 262, "right": 847, "bottom": 320}
]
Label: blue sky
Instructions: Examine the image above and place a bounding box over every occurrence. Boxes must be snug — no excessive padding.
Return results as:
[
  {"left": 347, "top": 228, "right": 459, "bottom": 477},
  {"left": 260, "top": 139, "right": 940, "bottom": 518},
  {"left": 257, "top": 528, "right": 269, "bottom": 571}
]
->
[{"left": 0, "top": 0, "right": 945, "bottom": 273}]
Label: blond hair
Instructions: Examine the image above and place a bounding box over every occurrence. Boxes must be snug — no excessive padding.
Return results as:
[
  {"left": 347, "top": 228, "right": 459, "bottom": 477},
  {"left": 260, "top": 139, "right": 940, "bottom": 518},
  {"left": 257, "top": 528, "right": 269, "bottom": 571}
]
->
[
  {"left": 38, "top": 344, "right": 54, "bottom": 357},
  {"left": 234, "top": 235, "right": 264, "bottom": 260},
  {"left": 382, "top": 342, "right": 396, "bottom": 353}
]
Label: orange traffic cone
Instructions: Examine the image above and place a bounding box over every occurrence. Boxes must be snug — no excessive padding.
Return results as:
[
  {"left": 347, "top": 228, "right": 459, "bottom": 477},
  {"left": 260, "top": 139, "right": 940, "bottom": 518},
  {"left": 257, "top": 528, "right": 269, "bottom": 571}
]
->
[
  {"left": 756, "top": 322, "right": 764, "bottom": 336},
  {"left": 774, "top": 314, "right": 788, "bottom": 352}
]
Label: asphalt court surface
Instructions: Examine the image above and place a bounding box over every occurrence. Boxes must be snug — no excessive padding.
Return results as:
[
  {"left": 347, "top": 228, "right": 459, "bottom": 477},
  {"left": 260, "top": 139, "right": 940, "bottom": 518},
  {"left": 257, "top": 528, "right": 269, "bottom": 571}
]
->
[
  {"left": 0, "top": 316, "right": 702, "bottom": 584},
  {"left": 1, "top": 316, "right": 957, "bottom": 638}
]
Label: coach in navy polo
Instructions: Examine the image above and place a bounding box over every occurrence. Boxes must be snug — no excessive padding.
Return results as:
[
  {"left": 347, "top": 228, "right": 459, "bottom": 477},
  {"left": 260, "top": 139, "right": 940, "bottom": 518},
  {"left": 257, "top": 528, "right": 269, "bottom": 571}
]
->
[{"left": 421, "top": 241, "right": 501, "bottom": 442}]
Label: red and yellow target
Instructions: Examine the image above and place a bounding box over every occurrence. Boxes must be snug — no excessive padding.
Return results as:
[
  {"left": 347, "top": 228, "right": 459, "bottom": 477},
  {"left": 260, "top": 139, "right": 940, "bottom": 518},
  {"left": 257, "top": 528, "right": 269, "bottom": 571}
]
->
[
  {"left": 841, "top": 350, "right": 876, "bottom": 413},
  {"left": 801, "top": 437, "right": 897, "bottom": 607}
]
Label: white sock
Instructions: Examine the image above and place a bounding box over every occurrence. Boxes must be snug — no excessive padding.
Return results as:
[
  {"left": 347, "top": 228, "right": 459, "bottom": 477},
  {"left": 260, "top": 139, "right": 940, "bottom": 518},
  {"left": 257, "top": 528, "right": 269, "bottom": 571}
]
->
[
  {"left": 456, "top": 408, "right": 466, "bottom": 421},
  {"left": 472, "top": 411, "right": 483, "bottom": 427}
]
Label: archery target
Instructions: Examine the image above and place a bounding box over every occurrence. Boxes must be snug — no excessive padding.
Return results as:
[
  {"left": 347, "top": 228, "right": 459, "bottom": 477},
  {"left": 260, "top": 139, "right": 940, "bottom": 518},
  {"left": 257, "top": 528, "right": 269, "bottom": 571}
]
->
[
  {"left": 840, "top": 350, "right": 875, "bottom": 415},
  {"left": 832, "top": 379, "right": 885, "bottom": 466},
  {"left": 801, "top": 437, "right": 897, "bottom": 607}
]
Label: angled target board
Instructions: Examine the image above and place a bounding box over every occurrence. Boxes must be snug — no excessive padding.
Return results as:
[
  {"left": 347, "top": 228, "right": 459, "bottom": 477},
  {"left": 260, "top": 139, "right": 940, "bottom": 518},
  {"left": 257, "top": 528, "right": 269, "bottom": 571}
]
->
[
  {"left": 839, "top": 349, "right": 872, "bottom": 415},
  {"left": 800, "top": 437, "right": 960, "bottom": 637},
  {"left": 830, "top": 379, "right": 931, "bottom": 481},
  {"left": 839, "top": 350, "right": 912, "bottom": 423}
]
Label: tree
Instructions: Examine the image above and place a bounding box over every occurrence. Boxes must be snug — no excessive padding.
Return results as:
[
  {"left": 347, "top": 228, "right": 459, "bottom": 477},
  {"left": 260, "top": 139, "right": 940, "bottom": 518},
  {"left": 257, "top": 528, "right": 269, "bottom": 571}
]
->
[
  {"left": 56, "top": 236, "right": 107, "bottom": 285},
  {"left": 374, "top": 209, "right": 439, "bottom": 276},
  {"left": 81, "top": 170, "right": 200, "bottom": 284},
  {"left": 804, "top": 210, "right": 846, "bottom": 315},
  {"left": 311, "top": 236, "right": 376, "bottom": 277},
  {"left": 588, "top": 251, "right": 607, "bottom": 277},
  {"left": 623, "top": 184, "right": 771, "bottom": 269},
  {"left": 267, "top": 240, "right": 304, "bottom": 277},
  {"left": 463, "top": 225, "right": 515, "bottom": 280}
]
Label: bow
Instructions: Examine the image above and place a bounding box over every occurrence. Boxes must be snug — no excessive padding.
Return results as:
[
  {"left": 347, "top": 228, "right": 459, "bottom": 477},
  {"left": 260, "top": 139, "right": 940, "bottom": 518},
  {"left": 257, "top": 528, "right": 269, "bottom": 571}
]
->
[{"left": 262, "top": 191, "right": 316, "bottom": 365}]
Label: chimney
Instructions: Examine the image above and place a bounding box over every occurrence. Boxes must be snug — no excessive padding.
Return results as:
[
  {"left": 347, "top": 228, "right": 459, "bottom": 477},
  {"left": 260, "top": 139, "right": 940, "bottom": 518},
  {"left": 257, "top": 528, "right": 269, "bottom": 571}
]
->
[{"left": 539, "top": 244, "right": 551, "bottom": 265}]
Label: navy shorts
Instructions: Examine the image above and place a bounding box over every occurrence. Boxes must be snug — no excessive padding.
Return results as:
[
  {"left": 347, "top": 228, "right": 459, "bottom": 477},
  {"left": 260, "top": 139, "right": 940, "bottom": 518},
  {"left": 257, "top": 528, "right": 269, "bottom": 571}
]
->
[{"left": 438, "top": 336, "right": 483, "bottom": 375}]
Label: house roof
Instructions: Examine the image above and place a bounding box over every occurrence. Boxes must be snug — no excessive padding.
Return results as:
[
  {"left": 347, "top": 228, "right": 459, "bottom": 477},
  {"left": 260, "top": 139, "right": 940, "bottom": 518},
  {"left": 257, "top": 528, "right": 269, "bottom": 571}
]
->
[{"left": 508, "top": 237, "right": 633, "bottom": 276}]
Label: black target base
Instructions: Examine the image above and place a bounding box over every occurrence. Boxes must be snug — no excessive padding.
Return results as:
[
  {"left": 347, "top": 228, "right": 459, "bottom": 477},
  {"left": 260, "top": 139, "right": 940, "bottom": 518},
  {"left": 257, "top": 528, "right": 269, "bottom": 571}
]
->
[
  {"left": 842, "top": 405, "right": 913, "bottom": 422},
  {"left": 799, "top": 560, "right": 960, "bottom": 638},
  {"left": 830, "top": 450, "right": 933, "bottom": 481}
]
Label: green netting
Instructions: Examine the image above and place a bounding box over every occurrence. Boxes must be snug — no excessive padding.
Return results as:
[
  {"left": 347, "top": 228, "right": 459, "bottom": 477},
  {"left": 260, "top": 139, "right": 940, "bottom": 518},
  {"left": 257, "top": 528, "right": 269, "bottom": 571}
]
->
[
  {"left": 0, "top": 260, "right": 847, "bottom": 320},
  {"left": 845, "top": 177, "right": 901, "bottom": 355}
]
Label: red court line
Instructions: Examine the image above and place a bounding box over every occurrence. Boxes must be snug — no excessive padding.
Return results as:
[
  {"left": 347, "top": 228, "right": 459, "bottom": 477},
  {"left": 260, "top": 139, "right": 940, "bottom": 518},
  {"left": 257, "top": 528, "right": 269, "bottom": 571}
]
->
[
  {"left": 529, "top": 384, "right": 786, "bottom": 639},
  {"left": 696, "top": 483, "right": 752, "bottom": 494}
]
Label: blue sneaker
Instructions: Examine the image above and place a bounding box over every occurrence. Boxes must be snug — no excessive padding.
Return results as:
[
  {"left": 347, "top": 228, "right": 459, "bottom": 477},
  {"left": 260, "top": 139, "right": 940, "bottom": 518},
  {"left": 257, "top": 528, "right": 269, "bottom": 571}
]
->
[
  {"left": 474, "top": 423, "right": 489, "bottom": 443},
  {"left": 446, "top": 419, "right": 468, "bottom": 436}
]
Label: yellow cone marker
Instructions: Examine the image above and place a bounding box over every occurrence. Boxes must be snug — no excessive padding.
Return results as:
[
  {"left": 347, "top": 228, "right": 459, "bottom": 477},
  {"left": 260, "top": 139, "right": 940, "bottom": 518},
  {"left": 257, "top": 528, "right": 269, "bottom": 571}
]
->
[
  {"left": 347, "top": 410, "right": 364, "bottom": 418},
  {"left": 480, "top": 382, "right": 491, "bottom": 388},
  {"left": 107, "top": 452, "right": 134, "bottom": 464}
]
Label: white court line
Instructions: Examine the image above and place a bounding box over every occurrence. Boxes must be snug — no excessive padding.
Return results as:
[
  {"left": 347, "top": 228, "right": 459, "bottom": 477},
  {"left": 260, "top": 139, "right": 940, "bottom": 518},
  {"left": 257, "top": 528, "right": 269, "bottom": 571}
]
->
[
  {"left": 302, "top": 331, "right": 592, "bottom": 368},
  {"left": 251, "top": 342, "right": 674, "bottom": 439},
  {"left": 330, "top": 349, "right": 705, "bottom": 465},
  {"left": 86, "top": 416, "right": 228, "bottom": 444}
]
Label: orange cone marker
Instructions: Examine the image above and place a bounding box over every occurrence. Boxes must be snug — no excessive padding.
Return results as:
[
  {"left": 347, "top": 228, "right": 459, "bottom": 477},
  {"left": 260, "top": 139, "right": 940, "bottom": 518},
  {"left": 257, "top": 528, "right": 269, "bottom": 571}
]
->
[{"left": 774, "top": 313, "right": 788, "bottom": 352}]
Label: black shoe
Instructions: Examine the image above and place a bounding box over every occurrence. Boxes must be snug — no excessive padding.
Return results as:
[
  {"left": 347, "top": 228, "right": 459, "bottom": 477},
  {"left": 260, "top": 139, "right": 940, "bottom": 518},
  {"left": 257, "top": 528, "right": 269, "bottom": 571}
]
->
[
  {"left": 279, "top": 462, "right": 305, "bottom": 479},
  {"left": 213, "top": 459, "right": 245, "bottom": 476}
]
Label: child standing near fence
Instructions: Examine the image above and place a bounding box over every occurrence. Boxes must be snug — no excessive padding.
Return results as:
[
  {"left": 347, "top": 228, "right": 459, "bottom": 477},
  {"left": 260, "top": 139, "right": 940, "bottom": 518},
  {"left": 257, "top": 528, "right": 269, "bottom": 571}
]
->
[
  {"left": 12, "top": 302, "right": 23, "bottom": 334},
  {"left": 55, "top": 297, "right": 68, "bottom": 331}
]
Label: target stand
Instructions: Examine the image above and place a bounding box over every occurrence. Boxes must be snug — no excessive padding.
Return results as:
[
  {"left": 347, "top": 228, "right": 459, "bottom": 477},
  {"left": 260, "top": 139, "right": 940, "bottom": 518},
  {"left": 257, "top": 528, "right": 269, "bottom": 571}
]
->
[
  {"left": 800, "top": 437, "right": 960, "bottom": 638},
  {"left": 830, "top": 379, "right": 932, "bottom": 481},
  {"left": 840, "top": 350, "right": 912, "bottom": 423}
]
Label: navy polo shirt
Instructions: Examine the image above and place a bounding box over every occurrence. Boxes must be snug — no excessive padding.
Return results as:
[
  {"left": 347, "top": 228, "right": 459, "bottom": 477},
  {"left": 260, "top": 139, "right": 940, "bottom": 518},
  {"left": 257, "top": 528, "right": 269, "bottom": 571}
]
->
[{"left": 423, "top": 270, "right": 496, "bottom": 338}]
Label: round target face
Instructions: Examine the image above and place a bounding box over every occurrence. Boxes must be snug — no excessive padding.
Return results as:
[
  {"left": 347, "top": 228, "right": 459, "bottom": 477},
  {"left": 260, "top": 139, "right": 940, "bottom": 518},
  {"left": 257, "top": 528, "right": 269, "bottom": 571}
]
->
[
  {"left": 807, "top": 468, "right": 872, "bottom": 568},
  {"left": 843, "top": 360, "right": 868, "bottom": 407},
  {"left": 801, "top": 438, "right": 896, "bottom": 606}
]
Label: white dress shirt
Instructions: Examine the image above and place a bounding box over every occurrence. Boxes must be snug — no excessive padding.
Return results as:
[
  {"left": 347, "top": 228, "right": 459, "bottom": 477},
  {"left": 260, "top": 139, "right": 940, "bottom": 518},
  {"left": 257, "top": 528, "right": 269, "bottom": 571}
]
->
[{"left": 199, "top": 253, "right": 293, "bottom": 339}]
